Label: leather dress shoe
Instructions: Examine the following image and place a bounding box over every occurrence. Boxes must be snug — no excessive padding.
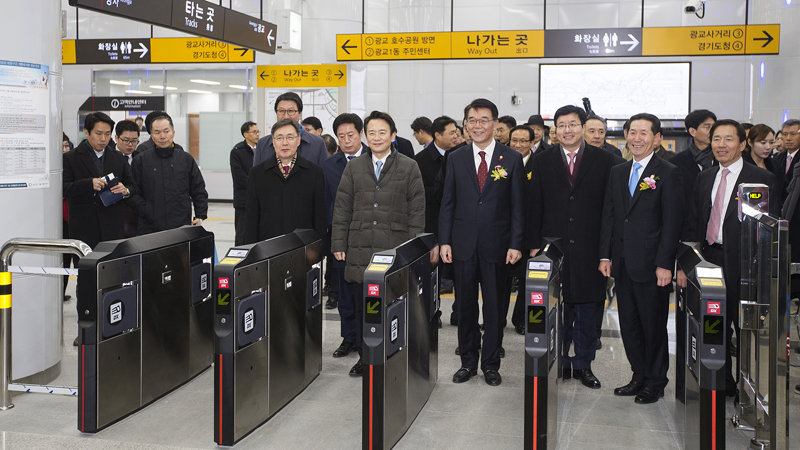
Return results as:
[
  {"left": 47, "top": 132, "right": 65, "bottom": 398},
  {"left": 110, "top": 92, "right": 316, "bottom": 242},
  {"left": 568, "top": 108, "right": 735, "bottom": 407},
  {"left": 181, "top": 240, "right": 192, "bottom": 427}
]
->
[
  {"left": 64, "top": 294, "right": 72, "bottom": 302},
  {"left": 574, "top": 369, "right": 601, "bottom": 389},
  {"left": 333, "top": 340, "right": 356, "bottom": 358},
  {"left": 499, "top": 347, "right": 505, "bottom": 358},
  {"left": 514, "top": 324, "right": 525, "bottom": 335},
  {"left": 484, "top": 370, "right": 502, "bottom": 386},
  {"left": 450, "top": 313, "right": 458, "bottom": 326},
  {"left": 794, "top": 384, "right": 800, "bottom": 395},
  {"left": 596, "top": 339, "right": 603, "bottom": 350},
  {"left": 453, "top": 367, "right": 477, "bottom": 383},
  {"left": 73, "top": 336, "right": 79, "bottom": 347},
  {"left": 614, "top": 380, "right": 644, "bottom": 396},
  {"left": 349, "top": 358, "right": 363, "bottom": 377},
  {"left": 322, "top": 285, "right": 331, "bottom": 296},
  {"left": 325, "top": 297, "right": 338, "bottom": 309},
  {"left": 635, "top": 387, "right": 664, "bottom": 404},
  {"left": 562, "top": 368, "right": 572, "bottom": 380},
  {"left": 455, "top": 346, "right": 460, "bottom": 355}
]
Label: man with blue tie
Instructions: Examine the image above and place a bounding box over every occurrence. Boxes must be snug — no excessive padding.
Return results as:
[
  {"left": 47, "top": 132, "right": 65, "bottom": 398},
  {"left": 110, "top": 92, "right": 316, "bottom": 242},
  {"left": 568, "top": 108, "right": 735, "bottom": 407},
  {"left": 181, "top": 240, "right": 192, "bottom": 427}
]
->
[
  {"left": 439, "top": 98, "right": 525, "bottom": 386},
  {"left": 599, "top": 113, "right": 684, "bottom": 404}
]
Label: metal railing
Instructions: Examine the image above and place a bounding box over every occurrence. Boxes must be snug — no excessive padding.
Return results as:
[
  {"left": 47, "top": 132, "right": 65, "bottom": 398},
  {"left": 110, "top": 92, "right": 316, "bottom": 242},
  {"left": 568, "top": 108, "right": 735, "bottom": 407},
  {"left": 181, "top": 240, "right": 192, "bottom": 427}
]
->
[{"left": 1, "top": 238, "right": 91, "bottom": 410}]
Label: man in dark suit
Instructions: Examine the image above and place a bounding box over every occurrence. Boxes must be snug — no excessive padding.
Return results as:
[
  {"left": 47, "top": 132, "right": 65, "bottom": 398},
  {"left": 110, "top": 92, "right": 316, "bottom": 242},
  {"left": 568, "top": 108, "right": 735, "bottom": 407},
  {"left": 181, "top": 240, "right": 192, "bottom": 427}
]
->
[
  {"left": 773, "top": 119, "right": 800, "bottom": 193},
  {"left": 528, "top": 106, "right": 623, "bottom": 389},
  {"left": 524, "top": 115, "right": 550, "bottom": 154},
  {"left": 230, "top": 121, "right": 259, "bottom": 246},
  {"left": 411, "top": 116, "right": 434, "bottom": 150},
  {"left": 113, "top": 119, "right": 142, "bottom": 238},
  {"left": 599, "top": 113, "right": 684, "bottom": 404},
  {"left": 394, "top": 135, "right": 415, "bottom": 158},
  {"left": 683, "top": 119, "right": 780, "bottom": 396},
  {"left": 253, "top": 92, "right": 327, "bottom": 167},
  {"left": 440, "top": 98, "right": 525, "bottom": 386},
  {"left": 244, "top": 118, "right": 325, "bottom": 245},
  {"left": 584, "top": 114, "right": 623, "bottom": 157},
  {"left": 322, "top": 113, "right": 369, "bottom": 361}
]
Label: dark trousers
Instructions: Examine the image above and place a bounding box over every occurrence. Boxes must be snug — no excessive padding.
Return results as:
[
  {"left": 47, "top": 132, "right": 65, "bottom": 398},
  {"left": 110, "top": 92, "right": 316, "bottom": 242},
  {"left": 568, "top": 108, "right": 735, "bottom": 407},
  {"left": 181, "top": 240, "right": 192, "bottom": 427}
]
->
[
  {"left": 499, "top": 272, "right": 523, "bottom": 348},
  {"left": 595, "top": 299, "right": 606, "bottom": 339},
  {"left": 337, "top": 268, "right": 357, "bottom": 344},
  {"left": 353, "top": 282, "right": 364, "bottom": 355},
  {"left": 324, "top": 227, "right": 339, "bottom": 299},
  {"left": 62, "top": 221, "right": 79, "bottom": 296},
  {"left": 560, "top": 302, "right": 598, "bottom": 370},
  {"left": 617, "top": 259, "right": 670, "bottom": 390},
  {"left": 234, "top": 207, "right": 246, "bottom": 246},
  {"left": 454, "top": 251, "right": 508, "bottom": 372},
  {"left": 701, "top": 244, "right": 738, "bottom": 391}
]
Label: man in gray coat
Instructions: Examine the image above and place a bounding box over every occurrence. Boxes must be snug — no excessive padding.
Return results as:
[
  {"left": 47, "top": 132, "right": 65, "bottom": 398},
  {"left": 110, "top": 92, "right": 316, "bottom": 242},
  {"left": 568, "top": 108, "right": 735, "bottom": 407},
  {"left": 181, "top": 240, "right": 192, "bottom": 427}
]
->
[{"left": 331, "top": 110, "right": 426, "bottom": 377}]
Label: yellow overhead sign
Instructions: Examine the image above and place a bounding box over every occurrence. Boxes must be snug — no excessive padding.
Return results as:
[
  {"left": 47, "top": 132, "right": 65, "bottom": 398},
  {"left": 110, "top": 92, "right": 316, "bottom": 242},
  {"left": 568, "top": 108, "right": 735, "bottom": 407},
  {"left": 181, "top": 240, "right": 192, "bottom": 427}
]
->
[
  {"left": 451, "top": 30, "right": 544, "bottom": 59},
  {"left": 256, "top": 64, "right": 347, "bottom": 88},
  {"left": 642, "top": 24, "right": 779, "bottom": 56},
  {"left": 338, "top": 32, "right": 451, "bottom": 61},
  {"left": 149, "top": 38, "right": 255, "bottom": 63}
]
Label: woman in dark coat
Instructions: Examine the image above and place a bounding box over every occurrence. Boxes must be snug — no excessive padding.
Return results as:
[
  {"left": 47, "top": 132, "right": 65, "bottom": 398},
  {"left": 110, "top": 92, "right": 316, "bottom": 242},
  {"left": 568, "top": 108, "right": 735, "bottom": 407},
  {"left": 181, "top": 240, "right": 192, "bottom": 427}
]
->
[{"left": 244, "top": 118, "right": 326, "bottom": 245}]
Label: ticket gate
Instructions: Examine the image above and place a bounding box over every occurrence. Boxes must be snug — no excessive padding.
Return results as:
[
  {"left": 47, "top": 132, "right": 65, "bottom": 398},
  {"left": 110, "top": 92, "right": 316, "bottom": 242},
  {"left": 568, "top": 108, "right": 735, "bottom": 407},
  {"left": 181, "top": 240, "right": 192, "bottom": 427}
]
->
[
  {"left": 361, "top": 234, "right": 439, "bottom": 450},
  {"left": 675, "top": 243, "right": 727, "bottom": 450},
  {"left": 213, "top": 230, "right": 323, "bottom": 446},
  {"left": 76, "top": 226, "right": 215, "bottom": 433},
  {"left": 523, "top": 240, "right": 563, "bottom": 450}
]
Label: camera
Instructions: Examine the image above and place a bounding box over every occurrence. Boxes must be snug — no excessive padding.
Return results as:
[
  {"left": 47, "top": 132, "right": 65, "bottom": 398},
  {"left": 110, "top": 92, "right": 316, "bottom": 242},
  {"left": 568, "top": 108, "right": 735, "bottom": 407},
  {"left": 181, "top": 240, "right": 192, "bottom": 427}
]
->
[{"left": 684, "top": 0, "right": 705, "bottom": 14}]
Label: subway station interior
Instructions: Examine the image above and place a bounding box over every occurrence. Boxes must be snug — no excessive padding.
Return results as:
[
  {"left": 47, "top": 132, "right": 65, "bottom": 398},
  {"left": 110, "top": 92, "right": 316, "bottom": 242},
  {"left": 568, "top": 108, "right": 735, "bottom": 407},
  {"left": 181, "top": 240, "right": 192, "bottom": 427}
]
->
[{"left": 1, "top": 0, "right": 800, "bottom": 449}]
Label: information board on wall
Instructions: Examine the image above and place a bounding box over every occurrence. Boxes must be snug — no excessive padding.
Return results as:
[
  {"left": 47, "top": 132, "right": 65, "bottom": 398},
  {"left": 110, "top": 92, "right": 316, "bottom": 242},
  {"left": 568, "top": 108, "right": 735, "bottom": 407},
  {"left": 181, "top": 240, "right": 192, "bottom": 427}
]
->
[{"left": 0, "top": 60, "right": 50, "bottom": 190}]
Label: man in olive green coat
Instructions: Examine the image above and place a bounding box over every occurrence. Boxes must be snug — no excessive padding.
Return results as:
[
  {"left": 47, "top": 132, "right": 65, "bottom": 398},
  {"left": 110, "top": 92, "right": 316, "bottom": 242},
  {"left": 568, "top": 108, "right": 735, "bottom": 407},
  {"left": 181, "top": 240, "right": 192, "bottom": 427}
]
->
[{"left": 331, "top": 111, "right": 426, "bottom": 377}]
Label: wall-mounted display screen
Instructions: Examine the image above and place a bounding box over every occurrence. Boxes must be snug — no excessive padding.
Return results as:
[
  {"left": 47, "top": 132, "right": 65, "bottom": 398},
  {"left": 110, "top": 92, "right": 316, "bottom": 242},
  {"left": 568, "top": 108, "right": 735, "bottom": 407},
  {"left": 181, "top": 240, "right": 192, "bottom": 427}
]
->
[{"left": 539, "top": 62, "right": 691, "bottom": 120}]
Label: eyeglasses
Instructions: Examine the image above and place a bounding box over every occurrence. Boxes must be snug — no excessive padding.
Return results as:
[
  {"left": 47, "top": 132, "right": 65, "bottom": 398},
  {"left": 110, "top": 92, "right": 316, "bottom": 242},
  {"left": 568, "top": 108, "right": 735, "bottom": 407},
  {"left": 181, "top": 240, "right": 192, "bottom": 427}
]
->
[
  {"left": 466, "top": 118, "right": 494, "bottom": 126},
  {"left": 276, "top": 109, "right": 299, "bottom": 116},
  {"left": 274, "top": 134, "right": 298, "bottom": 143},
  {"left": 556, "top": 123, "right": 583, "bottom": 131},
  {"left": 510, "top": 139, "right": 531, "bottom": 145},
  {"left": 247, "top": 129, "right": 260, "bottom": 135},
  {"left": 119, "top": 138, "right": 139, "bottom": 146}
]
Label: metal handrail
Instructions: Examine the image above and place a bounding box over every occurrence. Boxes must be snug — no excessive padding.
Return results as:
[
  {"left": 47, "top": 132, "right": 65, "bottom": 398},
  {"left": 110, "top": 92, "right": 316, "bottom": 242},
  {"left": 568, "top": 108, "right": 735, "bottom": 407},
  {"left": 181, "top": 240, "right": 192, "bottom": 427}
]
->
[{"left": 1, "top": 238, "right": 91, "bottom": 410}]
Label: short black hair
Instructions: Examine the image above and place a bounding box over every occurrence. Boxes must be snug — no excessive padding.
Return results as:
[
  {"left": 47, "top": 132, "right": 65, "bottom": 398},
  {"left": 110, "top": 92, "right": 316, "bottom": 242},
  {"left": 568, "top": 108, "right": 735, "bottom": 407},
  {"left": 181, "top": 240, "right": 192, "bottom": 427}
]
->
[
  {"left": 586, "top": 114, "right": 608, "bottom": 130},
  {"left": 710, "top": 119, "right": 747, "bottom": 143},
  {"left": 410, "top": 116, "right": 433, "bottom": 135},
  {"left": 628, "top": 113, "right": 662, "bottom": 135},
  {"left": 553, "top": 105, "right": 587, "bottom": 125},
  {"left": 84, "top": 112, "right": 115, "bottom": 133},
  {"left": 322, "top": 134, "right": 338, "bottom": 155},
  {"left": 301, "top": 116, "right": 323, "bottom": 131},
  {"left": 456, "top": 125, "right": 463, "bottom": 134},
  {"left": 782, "top": 119, "right": 800, "bottom": 131},
  {"left": 623, "top": 119, "right": 631, "bottom": 133},
  {"left": 271, "top": 118, "right": 301, "bottom": 136},
  {"left": 431, "top": 116, "right": 457, "bottom": 138},
  {"left": 463, "top": 98, "right": 499, "bottom": 121},
  {"left": 498, "top": 115, "right": 517, "bottom": 129},
  {"left": 150, "top": 113, "right": 174, "bottom": 130},
  {"left": 332, "top": 113, "right": 363, "bottom": 135},
  {"left": 684, "top": 109, "right": 717, "bottom": 132},
  {"left": 509, "top": 125, "right": 534, "bottom": 141},
  {"left": 144, "top": 110, "right": 168, "bottom": 133},
  {"left": 62, "top": 132, "right": 70, "bottom": 143},
  {"left": 240, "top": 121, "right": 257, "bottom": 137},
  {"left": 115, "top": 119, "right": 140, "bottom": 137},
  {"left": 274, "top": 92, "right": 303, "bottom": 113},
  {"left": 364, "top": 111, "right": 397, "bottom": 135},
  {"left": 134, "top": 117, "right": 143, "bottom": 123}
]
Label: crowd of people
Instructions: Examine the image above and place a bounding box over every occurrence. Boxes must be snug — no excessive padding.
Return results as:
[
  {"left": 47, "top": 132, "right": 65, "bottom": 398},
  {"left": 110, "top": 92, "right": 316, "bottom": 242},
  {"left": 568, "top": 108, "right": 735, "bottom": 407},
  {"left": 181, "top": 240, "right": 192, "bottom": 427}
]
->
[{"left": 61, "top": 91, "right": 800, "bottom": 400}]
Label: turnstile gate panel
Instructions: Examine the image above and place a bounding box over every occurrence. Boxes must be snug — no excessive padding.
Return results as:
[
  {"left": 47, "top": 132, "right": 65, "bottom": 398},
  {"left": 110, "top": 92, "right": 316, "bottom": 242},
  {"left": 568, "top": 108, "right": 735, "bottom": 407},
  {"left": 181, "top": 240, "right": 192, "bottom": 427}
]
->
[
  {"left": 523, "top": 240, "right": 563, "bottom": 450},
  {"left": 77, "top": 226, "right": 215, "bottom": 432},
  {"left": 214, "top": 230, "right": 323, "bottom": 446},
  {"left": 362, "top": 234, "right": 439, "bottom": 450},
  {"left": 676, "top": 243, "right": 727, "bottom": 450}
]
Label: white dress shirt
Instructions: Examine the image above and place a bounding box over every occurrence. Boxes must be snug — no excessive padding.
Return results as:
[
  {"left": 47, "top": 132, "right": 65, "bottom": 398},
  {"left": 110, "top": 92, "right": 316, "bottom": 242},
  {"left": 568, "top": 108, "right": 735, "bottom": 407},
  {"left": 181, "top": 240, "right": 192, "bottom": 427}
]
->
[
  {"left": 372, "top": 152, "right": 389, "bottom": 178},
  {"left": 473, "top": 139, "right": 497, "bottom": 173},
  {"left": 522, "top": 152, "right": 531, "bottom": 167},
  {"left": 709, "top": 157, "right": 744, "bottom": 244},
  {"left": 629, "top": 151, "right": 655, "bottom": 184},
  {"left": 434, "top": 143, "right": 446, "bottom": 157}
]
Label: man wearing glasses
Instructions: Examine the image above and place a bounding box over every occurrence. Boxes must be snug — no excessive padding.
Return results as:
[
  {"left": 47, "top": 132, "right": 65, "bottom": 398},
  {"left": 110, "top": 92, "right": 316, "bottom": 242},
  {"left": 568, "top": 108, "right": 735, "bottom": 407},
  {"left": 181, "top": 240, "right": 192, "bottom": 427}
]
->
[
  {"left": 244, "top": 118, "right": 325, "bottom": 246},
  {"left": 230, "top": 121, "right": 259, "bottom": 246},
  {"left": 527, "top": 105, "right": 623, "bottom": 390},
  {"left": 253, "top": 92, "right": 327, "bottom": 167},
  {"left": 114, "top": 119, "right": 142, "bottom": 237}
]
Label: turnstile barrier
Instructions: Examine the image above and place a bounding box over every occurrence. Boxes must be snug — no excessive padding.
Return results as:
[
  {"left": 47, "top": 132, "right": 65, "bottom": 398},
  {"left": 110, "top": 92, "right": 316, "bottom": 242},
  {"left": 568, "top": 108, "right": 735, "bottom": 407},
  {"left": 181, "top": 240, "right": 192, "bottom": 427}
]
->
[
  {"left": 676, "top": 243, "right": 727, "bottom": 450},
  {"left": 361, "top": 234, "right": 439, "bottom": 450},
  {"left": 523, "top": 239, "right": 563, "bottom": 450},
  {"left": 213, "top": 230, "right": 322, "bottom": 446},
  {"left": 77, "top": 226, "right": 214, "bottom": 433}
]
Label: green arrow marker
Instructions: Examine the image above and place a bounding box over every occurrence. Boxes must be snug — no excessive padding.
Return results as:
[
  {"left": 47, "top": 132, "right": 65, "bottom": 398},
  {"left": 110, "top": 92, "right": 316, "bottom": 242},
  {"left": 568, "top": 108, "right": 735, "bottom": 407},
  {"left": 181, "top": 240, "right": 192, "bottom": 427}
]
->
[
  {"left": 705, "top": 319, "right": 720, "bottom": 334},
  {"left": 217, "top": 292, "right": 230, "bottom": 306},
  {"left": 367, "top": 300, "right": 379, "bottom": 314},
  {"left": 529, "top": 310, "right": 543, "bottom": 324}
]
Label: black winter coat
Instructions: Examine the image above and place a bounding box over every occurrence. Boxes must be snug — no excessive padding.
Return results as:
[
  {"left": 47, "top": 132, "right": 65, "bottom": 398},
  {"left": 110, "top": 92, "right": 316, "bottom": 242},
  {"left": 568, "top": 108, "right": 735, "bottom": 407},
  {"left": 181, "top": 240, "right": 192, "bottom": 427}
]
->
[{"left": 230, "top": 140, "right": 254, "bottom": 209}]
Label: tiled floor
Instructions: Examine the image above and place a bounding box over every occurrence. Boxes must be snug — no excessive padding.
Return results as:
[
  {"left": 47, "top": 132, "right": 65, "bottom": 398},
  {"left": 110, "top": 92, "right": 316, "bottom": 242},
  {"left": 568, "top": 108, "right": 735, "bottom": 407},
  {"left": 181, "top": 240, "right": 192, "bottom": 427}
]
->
[{"left": 2, "top": 203, "right": 799, "bottom": 449}]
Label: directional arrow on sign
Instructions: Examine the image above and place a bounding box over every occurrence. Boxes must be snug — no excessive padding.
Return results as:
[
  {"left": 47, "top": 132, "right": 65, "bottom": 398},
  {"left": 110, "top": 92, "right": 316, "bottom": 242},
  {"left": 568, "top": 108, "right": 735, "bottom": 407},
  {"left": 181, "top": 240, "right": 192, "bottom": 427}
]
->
[
  {"left": 367, "top": 300, "right": 379, "bottom": 314},
  {"left": 529, "top": 310, "right": 543, "bottom": 324},
  {"left": 133, "top": 42, "right": 149, "bottom": 58},
  {"left": 217, "top": 292, "right": 230, "bottom": 306},
  {"left": 705, "top": 319, "right": 720, "bottom": 334},
  {"left": 267, "top": 29, "right": 275, "bottom": 47},
  {"left": 620, "top": 34, "right": 640, "bottom": 52},
  {"left": 259, "top": 71, "right": 267, "bottom": 81},
  {"left": 341, "top": 39, "right": 357, "bottom": 55},
  {"left": 335, "top": 69, "right": 344, "bottom": 79},
  {"left": 234, "top": 47, "right": 249, "bottom": 57},
  {"left": 753, "top": 30, "right": 774, "bottom": 48}
]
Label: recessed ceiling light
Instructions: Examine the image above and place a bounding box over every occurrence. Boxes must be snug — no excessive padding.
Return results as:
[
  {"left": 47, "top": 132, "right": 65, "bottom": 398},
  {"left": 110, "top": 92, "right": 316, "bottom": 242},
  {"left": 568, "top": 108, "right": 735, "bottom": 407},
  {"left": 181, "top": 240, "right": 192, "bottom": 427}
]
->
[
  {"left": 109, "top": 80, "right": 131, "bottom": 86},
  {"left": 188, "top": 89, "right": 213, "bottom": 94},
  {"left": 190, "top": 79, "right": 220, "bottom": 85},
  {"left": 125, "top": 90, "right": 151, "bottom": 95},
  {"left": 149, "top": 85, "right": 178, "bottom": 91},
  {"left": 229, "top": 85, "right": 248, "bottom": 90}
]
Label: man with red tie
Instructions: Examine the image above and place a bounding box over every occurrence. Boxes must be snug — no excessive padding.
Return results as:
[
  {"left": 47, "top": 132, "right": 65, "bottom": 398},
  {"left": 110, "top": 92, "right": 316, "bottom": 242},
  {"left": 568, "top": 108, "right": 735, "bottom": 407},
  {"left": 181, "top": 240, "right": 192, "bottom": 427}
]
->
[{"left": 439, "top": 98, "right": 525, "bottom": 386}]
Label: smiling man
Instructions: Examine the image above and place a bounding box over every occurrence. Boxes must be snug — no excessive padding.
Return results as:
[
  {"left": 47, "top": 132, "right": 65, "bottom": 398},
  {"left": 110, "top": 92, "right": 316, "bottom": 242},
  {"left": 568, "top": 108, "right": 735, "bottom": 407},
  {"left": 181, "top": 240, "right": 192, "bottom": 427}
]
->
[{"left": 599, "top": 113, "right": 683, "bottom": 405}]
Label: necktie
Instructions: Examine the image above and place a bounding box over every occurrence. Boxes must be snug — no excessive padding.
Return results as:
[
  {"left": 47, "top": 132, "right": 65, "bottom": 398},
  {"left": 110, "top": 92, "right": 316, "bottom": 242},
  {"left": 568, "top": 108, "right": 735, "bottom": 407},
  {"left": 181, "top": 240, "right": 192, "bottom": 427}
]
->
[
  {"left": 375, "top": 160, "right": 383, "bottom": 181},
  {"left": 787, "top": 153, "right": 793, "bottom": 174},
  {"left": 283, "top": 165, "right": 291, "bottom": 176},
  {"left": 706, "top": 168, "right": 730, "bottom": 245},
  {"left": 628, "top": 161, "right": 642, "bottom": 196},
  {"left": 567, "top": 152, "right": 576, "bottom": 185},
  {"left": 477, "top": 151, "right": 487, "bottom": 192},
  {"left": 347, "top": 155, "right": 355, "bottom": 161}
]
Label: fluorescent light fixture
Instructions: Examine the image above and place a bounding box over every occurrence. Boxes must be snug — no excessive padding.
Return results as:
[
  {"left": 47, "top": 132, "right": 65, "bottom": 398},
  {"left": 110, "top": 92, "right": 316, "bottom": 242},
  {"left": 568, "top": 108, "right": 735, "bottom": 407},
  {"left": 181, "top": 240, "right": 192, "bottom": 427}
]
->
[
  {"left": 190, "top": 79, "right": 220, "bottom": 85},
  {"left": 149, "top": 85, "right": 178, "bottom": 91},
  {"left": 125, "top": 89, "right": 151, "bottom": 94},
  {"left": 188, "top": 89, "right": 213, "bottom": 94},
  {"left": 760, "top": 62, "right": 764, "bottom": 79},
  {"left": 229, "top": 84, "right": 248, "bottom": 90},
  {"left": 109, "top": 80, "right": 131, "bottom": 86}
]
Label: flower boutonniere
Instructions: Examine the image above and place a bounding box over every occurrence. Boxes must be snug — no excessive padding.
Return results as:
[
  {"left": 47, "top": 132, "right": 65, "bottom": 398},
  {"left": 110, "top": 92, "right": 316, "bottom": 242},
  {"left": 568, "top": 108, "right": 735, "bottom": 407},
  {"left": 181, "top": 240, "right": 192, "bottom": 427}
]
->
[
  {"left": 490, "top": 165, "right": 508, "bottom": 181},
  {"left": 638, "top": 175, "right": 660, "bottom": 191},
  {"left": 527, "top": 171, "right": 532, "bottom": 181}
]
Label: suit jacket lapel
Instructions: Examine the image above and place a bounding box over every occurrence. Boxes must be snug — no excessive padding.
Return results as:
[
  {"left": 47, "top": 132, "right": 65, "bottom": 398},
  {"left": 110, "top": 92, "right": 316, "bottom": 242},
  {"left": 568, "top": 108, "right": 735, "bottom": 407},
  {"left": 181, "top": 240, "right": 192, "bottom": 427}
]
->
[
  {"left": 627, "top": 154, "right": 661, "bottom": 214},
  {"left": 571, "top": 145, "right": 592, "bottom": 191},
  {"left": 550, "top": 147, "right": 571, "bottom": 190},
  {"left": 480, "top": 147, "right": 505, "bottom": 197},
  {"left": 724, "top": 165, "right": 750, "bottom": 221},
  {"left": 462, "top": 144, "right": 480, "bottom": 193},
  {"left": 80, "top": 146, "right": 102, "bottom": 178}
]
